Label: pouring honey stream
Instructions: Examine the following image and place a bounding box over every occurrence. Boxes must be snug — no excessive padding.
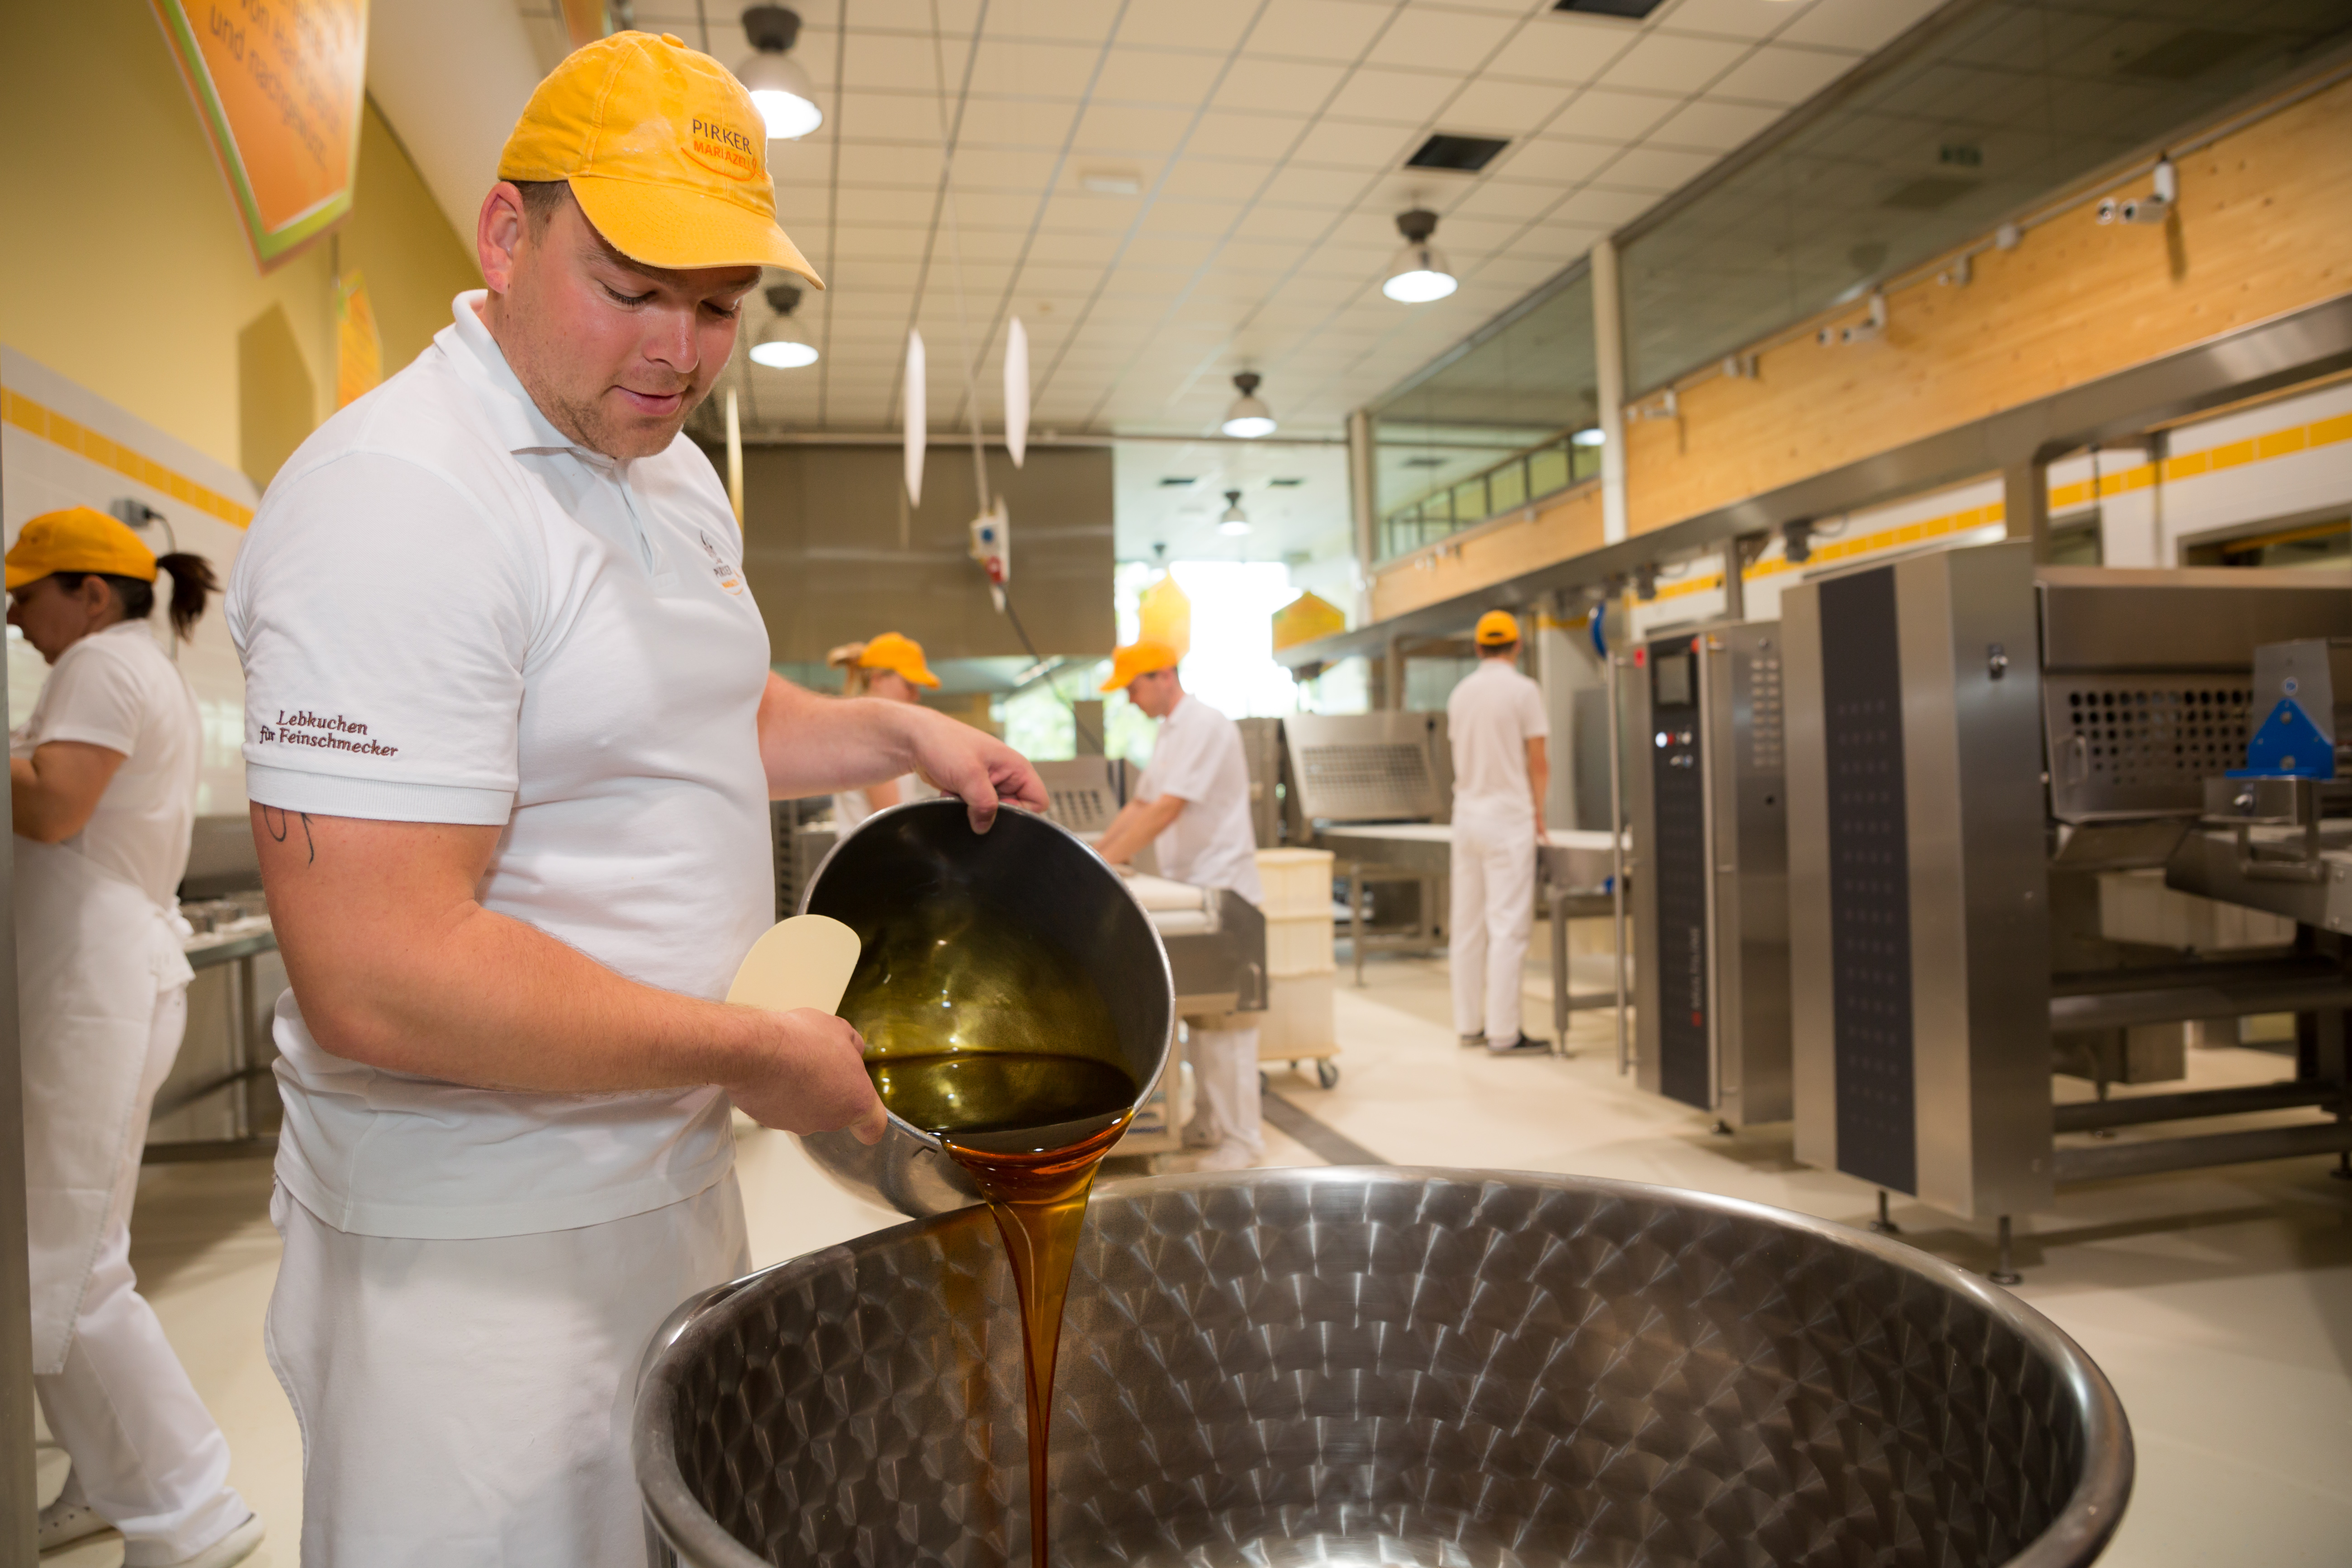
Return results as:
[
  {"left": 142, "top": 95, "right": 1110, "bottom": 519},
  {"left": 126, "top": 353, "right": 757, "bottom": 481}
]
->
[{"left": 845, "top": 908, "right": 1145, "bottom": 1568}]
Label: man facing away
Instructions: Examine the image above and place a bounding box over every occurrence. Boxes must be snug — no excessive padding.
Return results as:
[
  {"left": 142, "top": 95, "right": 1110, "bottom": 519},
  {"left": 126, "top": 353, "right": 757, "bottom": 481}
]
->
[
  {"left": 1447, "top": 610, "right": 1551, "bottom": 1056},
  {"left": 1093, "top": 641, "right": 1266, "bottom": 1170},
  {"left": 228, "top": 33, "right": 1043, "bottom": 1564}
]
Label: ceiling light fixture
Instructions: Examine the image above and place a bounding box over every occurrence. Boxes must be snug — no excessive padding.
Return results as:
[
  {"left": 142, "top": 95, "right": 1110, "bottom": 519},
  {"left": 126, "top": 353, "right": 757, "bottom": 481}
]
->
[
  {"left": 1570, "top": 427, "right": 1605, "bottom": 447},
  {"left": 1382, "top": 208, "right": 1458, "bottom": 303},
  {"left": 1217, "top": 490, "right": 1252, "bottom": 535},
  {"left": 1220, "top": 373, "right": 1276, "bottom": 439},
  {"left": 749, "top": 283, "right": 818, "bottom": 368},
  {"left": 738, "top": 6, "right": 823, "bottom": 141}
]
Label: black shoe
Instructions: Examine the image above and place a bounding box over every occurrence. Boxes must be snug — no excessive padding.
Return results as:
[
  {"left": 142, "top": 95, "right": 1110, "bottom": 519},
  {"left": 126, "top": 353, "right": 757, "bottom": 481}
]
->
[
  {"left": 1486, "top": 1033, "right": 1551, "bottom": 1056},
  {"left": 1457, "top": 1033, "right": 1487, "bottom": 1049}
]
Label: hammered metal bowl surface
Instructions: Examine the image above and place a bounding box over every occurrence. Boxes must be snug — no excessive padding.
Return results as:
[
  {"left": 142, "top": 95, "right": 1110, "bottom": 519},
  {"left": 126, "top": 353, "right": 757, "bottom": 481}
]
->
[{"left": 635, "top": 1169, "right": 2131, "bottom": 1568}]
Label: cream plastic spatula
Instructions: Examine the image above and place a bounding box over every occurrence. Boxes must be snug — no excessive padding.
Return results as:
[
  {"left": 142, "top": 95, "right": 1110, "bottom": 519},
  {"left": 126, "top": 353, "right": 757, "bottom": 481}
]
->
[{"left": 726, "top": 914, "right": 863, "bottom": 1014}]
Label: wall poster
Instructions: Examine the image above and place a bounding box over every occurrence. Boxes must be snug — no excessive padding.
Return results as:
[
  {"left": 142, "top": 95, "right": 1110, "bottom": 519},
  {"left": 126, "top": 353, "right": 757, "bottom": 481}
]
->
[{"left": 150, "top": 0, "right": 370, "bottom": 270}]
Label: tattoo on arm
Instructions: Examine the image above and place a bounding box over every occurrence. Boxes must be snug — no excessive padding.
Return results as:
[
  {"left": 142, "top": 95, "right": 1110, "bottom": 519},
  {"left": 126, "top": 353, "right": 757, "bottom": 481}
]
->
[{"left": 261, "top": 806, "right": 317, "bottom": 866}]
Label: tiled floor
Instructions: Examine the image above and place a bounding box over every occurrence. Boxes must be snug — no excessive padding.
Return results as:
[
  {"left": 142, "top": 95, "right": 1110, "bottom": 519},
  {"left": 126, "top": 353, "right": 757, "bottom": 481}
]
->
[{"left": 42, "top": 941, "right": 2352, "bottom": 1564}]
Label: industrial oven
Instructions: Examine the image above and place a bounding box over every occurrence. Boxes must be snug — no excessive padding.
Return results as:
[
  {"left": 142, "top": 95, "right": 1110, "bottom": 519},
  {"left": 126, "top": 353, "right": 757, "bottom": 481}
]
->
[
  {"left": 1628, "top": 621, "right": 1792, "bottom": 1128},
  {"left": 1782, "top": 544, "right": 2352, "bottom": 1237}
]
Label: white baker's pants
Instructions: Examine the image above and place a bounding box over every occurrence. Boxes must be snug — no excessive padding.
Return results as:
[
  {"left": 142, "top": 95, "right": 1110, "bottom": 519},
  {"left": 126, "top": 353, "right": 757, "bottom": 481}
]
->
[
  {"left": 265, "top": 1173, "right": 751, "bottom": 1568},
  {"left": 1449, "top": 801, "right": 1538, "bottom": 1043},
  {"left": 35, "top": 982, "right": 254, "bottom": 1567},
  {"left": 1184, "top": 1016, "right": 1263, "bottom": 1170}
]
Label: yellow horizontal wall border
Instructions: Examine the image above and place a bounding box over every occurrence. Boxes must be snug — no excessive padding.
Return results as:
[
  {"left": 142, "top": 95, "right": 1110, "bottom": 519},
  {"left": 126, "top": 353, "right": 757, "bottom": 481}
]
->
[
  {"left": 1, "top": 388, "right": 254, "bottom": 529},
  {"left": 2051, "top": 405, "right": 2352, "bottom": 509}
]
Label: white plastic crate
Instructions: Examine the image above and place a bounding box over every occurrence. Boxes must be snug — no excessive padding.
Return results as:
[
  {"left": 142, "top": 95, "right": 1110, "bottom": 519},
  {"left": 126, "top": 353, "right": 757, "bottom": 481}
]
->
[
  {"left": 1257, "top": 970, "right": 1337, "bottom": 1060},
  {"left": 1266, "top": 913, "right": 1336, "bottom": 977},
  {"left": 1255, "top": 848, "right": 1335, "bottom": 919}
]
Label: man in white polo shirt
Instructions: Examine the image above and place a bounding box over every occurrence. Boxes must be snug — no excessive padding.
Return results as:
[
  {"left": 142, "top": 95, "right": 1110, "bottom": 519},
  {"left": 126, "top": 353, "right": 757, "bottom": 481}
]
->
[
  {"left": 228, "top": 34, "right": 1043, "bottom": 1564},
  {"left": 1092, "top": 641, "right": 1265, "bottom": 1170},
  {"left": 1447, "top": 610, "right": 1551, "bottom": 1056}
]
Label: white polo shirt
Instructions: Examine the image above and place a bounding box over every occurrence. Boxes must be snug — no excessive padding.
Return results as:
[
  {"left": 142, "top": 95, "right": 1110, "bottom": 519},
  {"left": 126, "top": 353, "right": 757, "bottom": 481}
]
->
[
  {"left": 1135, "top": 693, "right": 1261, "bottom": 904},
  {"left": 229, "top": 292, "right": 772, "bottom": 1240},
  {"left": 1447, "top": 656, "right": 1548, "bottom": 814},
  {"left": 10, "top": 620, "right": 199, "bottom": 910}
]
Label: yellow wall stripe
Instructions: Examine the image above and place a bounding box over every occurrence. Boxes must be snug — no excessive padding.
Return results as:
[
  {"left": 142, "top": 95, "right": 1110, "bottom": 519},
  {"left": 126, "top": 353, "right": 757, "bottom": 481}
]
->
[{"left": 1, "top": 388, "right": 254, "bottom": 529}]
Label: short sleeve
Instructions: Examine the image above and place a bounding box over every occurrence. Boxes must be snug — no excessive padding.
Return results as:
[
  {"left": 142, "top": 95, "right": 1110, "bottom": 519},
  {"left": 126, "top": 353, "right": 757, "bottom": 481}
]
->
[
  {"left": 229, "top": 452, "right": 540, "bottom": 825},
  {"left": 1519, "top": 678, "right": 1550, "bottom": 740},
  {"left": 1149, "top": 712, "right": 1230, "bottom": 804},
  {"left": 30, "top": 641, "right": 145, "bottom": 756}
]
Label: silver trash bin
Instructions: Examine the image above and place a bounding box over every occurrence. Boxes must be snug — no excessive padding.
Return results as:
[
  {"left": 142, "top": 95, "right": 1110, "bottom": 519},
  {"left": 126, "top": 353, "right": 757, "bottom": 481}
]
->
[{"left": 636, "top": 1170, "right": 2131, "bottom": 1567}]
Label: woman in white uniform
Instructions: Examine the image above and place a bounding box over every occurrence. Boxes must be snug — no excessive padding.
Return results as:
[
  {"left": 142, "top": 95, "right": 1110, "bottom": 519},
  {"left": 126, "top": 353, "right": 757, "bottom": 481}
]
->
[
  {"left": 826, "top": 631, "right": 941, "bottom": 828},
  {"left": 7, "top": 507, "right": 264, "bottom": 1566}
]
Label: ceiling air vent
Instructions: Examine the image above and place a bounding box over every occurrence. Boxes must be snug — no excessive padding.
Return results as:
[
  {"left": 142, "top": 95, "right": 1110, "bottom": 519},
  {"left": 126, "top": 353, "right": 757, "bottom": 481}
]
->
[
  {"left": 1405, "top": 133, "right": 1510, "bottom": 173},
  {"left": 1554, "top": 0, "right": 1665, "bottom": 18}
]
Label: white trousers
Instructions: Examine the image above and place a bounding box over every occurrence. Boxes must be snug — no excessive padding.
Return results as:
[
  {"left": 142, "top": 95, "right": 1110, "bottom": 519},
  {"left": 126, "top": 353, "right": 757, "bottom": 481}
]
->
[
  {"left": 265, "top": 1174, "right": 751, "bottom": 1568},
  {"left": 35, "top": 983, "right": 253, "bottom": 1567},
  {"left": 1184, "top": 1017, "right": 1263, "bottom": 1166},
  {"left": 1449, "top": 803, "right": 1537, "bottom": 1042}
]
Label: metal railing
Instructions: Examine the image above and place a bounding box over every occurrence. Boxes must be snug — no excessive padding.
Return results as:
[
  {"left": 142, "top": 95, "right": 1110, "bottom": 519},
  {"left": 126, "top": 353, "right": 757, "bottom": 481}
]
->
[{"left": 1378, "top": 431, "right": 1601, "bottom": 561}]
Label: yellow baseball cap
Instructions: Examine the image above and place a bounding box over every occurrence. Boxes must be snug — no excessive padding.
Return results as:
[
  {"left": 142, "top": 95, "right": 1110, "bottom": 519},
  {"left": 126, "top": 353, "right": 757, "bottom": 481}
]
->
[
  {"left": 857, "top": 631, "right": 940, "bottom": 688},
  {"left": 498, "top": 32, "right": 824, "bottom": 284},
  {"left": 1475, "top": 610, "right": 1521, "bottom": 646},
  {"left": 1102, "top": 640, "right": 1179, "bottom": 692},
  {"left": 6, "top": 507, "right": 157, "bottom": 590}
]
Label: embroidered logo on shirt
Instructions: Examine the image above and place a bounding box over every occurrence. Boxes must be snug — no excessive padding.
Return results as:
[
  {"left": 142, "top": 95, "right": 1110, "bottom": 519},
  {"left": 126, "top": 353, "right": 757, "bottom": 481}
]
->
[
  {"left": 697, "top": 530, "right": 745, "bottom": 596},
  {"left": 256, "top": 709, "right": 399, "bottom": 758}
]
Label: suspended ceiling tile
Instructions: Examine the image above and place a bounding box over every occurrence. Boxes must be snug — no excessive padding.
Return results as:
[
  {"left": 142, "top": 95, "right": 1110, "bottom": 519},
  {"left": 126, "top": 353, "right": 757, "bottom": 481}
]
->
[
  {"left": 1135, "top": 196, "right": 1247, "bottom": 236},
  {"left": 1072, "top": 102, "right": 1202, "bottom": 152},
  {"left": 1245, "top": 0, "right": 1399, "bottom": 63},
  {"left": 1158, "top": 157, "right": 1279, "bottom": 203},
  {"left": 837, "top": 142, "right": 947, "bottom": 185},
  {"left": 1710, "top": 43, "right": 1865, "bottom": 105},
  {"left": 1657, "top": 0, "right": 1807, "bottom": 43},
  {"left": 967, "top": 35, "right": 1105, "bottom": 96},
  {"left": 840, "top": 33, "right": 969, "bottom": 93},
  {"left": 1778, "top": 0, "right": 1950, "bottom": 54},
  {"left": 1091, "top": 46, "right": 1231, "bottom": 106},
  {"left": 953, "top": 96, "right": 1084, "bottom": 147},
  {"left": 835, "top": 187, "right": 939, "bottom": 224},
  {"left": 1322, "top": 66, "right": 1464, "bottom": 127},
  {"left": 1647, "top": 95, "right": 1790, "bottom": 152},
  {"left": 839, "top": 0, "right": 984, "bottom": 33},
  {"left": 1445, "top": 76, "right": 1583, "bottom": 135},
  {"left": 1214, "top": 57, "right": 1352, "bottom": 115},
  {"left": 1287, "top": 118, "right": 1421, "bottom": 170},
  {"left": 1120, "top": 0, "right": 1264, "bottom": 52},
  {"left": 1364, "top": 5, "right": 1528, "bottom": 74},
  {"left": 1025, "top": 226, "right": 1132, "bottom": 261},
  {"left": 1549, "top": 185, "right": 1661, "bottom": 226},
  {"left": 1544, "top": 86, "right": 1683, "bottom": 141},
  {"left": 1185, "top": 109, "right": 1318, "bottom": 162},
  {"left": 1598, "top": 30, "right": 1754, "bottom": 94},
  {"left": 1483, "top": 133, "right": 1615, "bottom": 187}
]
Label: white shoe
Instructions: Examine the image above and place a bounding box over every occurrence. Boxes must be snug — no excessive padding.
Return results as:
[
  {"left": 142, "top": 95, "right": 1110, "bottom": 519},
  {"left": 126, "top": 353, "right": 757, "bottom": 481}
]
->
[
  {"left": 162, "top": 1514, "right": 266, "bottom": 1568},
  {"left": 1178, "top": 1117, "right": 1218, "bottom": 1150},
  {"left": 37, "top": 1492, "right": 118, "bottom": 1553}
]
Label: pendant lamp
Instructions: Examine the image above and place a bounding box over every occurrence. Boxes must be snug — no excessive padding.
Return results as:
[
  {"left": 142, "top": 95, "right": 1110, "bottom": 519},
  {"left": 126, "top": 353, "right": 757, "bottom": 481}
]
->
[
  {"left": 1381, "top": 208, "right": 1458, "bottom": 303},
  {"left": 738, "top": 6, "right": 824, "bottom": 140},
  {"left": 1220, "top": 373, "right": 1276, "bottom": 439},
  {"left": 749, "top": 283, "right": 818, "bottom": 368}
]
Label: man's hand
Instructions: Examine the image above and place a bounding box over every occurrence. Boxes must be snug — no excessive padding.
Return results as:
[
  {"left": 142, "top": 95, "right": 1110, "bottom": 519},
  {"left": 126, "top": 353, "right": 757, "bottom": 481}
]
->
[
  {"left": 902, "top": 705, "right": 1048, "bottom": 832},
  {"left": 725, "top": 1008, "right": 886, "bottom": 1143}
]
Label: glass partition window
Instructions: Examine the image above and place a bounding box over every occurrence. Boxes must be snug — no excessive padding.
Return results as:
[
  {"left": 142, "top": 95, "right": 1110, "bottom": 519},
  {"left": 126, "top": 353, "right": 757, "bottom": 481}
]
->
[
  {"left": 1619, "top": 0, "right": 2346, "bottom": 394},
  {"left": 1371, "top": 268, "right": 1598, "bottom": 563}
]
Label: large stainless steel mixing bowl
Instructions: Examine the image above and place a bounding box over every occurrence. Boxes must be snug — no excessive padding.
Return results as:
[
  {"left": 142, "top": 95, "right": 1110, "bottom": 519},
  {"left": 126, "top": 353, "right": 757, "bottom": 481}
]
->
[
  {"left": 793, "top": 798, "right": 1175, "bottom": 1217},
  {"left": 636, "top": 1169, "right": 2132, "bottom": 1568}
]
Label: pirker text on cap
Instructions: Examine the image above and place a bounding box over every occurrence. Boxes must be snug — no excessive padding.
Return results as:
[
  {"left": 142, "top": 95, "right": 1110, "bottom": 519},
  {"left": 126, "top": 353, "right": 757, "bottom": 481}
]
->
[
  {"left": 498, "top": 30, "right": 824, "bottom": 284},
  {"left": 6, "top": 507, "right": 158, "bottom": 591}
]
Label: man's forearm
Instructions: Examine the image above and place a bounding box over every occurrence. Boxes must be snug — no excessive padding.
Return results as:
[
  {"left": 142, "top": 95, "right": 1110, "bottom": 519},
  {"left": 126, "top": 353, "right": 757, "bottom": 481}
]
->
[
  {"left": 757, "top": 676, "right": 922, "bottom": 797},
  {"left": 1095, "top": 795, "right": 1184, "bottom": 865}
]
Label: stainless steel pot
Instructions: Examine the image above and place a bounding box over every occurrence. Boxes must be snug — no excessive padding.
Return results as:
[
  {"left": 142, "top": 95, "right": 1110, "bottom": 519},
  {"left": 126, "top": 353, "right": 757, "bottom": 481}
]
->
[
  {"left": 793, "top": 797, "right": 1176, "bottom": 1217},
  {"left": 636, "top": 1168, "right": 2132, "bottom": 1568}
]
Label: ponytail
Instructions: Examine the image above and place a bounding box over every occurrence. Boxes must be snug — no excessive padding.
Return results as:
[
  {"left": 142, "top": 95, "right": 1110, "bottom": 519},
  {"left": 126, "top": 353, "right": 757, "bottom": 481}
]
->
[{"left": 156, "top": 553, "right": 219, "bottom": 640}]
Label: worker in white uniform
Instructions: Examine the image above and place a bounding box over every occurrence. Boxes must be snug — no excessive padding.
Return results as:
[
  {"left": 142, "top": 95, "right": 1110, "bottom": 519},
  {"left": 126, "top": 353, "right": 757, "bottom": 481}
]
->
[
  {"left": 226, "top": 35, "right": 1045, "bottom": 1566},
  {"left": 826, "top": 631, "right": 941, "bottom": 829},
  {"left": 1092, "top": 640, "right": 1266, "bottom": 1170},
  {"left": 8, "top": 508, "right": 264, "bottom": 1567},
  {"left": 1447, "top": 610, "right": 1552, "bottom": 1056}
]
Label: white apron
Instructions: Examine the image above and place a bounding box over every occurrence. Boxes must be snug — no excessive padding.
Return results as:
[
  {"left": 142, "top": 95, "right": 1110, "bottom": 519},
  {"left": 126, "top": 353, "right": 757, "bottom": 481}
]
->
[{"left": 17, "top": 837, "right": 194, "bottom": 1374}]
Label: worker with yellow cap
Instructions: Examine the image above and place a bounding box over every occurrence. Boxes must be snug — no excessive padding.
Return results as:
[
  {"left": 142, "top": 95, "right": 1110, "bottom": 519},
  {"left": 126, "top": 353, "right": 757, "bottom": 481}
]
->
[
  {"left": 6, "top": 512, "right": 261, "bottom": 1564},
  {"left": 223, "top": 33, "right": 1044, "bottom": 1563},
  {"left": 826, "top": 632, "right": 943, "bottom": 828},
  {"left": 1094, "top": 641, "right": 1267, "bottom": 1170},
  {"left": 1447, "top": 610, "right": 1552, "bottom": 1055}
]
